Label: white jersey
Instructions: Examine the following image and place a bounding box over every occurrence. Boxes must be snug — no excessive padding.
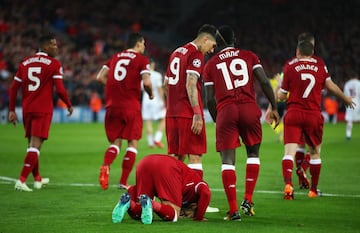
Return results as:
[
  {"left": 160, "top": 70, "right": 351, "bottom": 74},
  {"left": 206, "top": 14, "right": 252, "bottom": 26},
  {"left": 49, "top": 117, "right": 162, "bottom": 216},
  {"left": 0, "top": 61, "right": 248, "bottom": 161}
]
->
[
  {"left": 344, "top": 78, "right": 360, "bottom": 121},
  {"left": 142, "top": 69, "right": 165, "bottom": 120}
]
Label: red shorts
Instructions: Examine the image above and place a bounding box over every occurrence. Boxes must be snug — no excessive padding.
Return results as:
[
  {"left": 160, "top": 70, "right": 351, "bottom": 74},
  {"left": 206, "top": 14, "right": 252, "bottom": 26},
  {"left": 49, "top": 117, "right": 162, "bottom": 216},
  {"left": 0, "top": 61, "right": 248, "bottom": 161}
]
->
[
  {"left": 165, "top": 117, "right": 206, "bottom": 155},
  {"left": 23, "top": 112, "right": 52, "bottom": 139},
  {"left": 284, "top": 109, "right": 324, "bottom": 147},
  {"left": 104, "top": 107, "right": 142, "bottom": 142},
  {"left": 128, "top": 155, "right": 183, "bottom": 207},
  {"left": 216, "top": 103, "right": 262, "bottom": 151}
]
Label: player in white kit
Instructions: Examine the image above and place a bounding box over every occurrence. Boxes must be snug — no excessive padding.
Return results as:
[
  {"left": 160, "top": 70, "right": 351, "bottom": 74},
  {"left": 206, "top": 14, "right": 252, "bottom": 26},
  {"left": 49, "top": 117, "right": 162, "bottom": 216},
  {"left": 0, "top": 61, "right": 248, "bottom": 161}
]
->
[{"left": 142, "top": 59, "right": 166, "bottom": 148}]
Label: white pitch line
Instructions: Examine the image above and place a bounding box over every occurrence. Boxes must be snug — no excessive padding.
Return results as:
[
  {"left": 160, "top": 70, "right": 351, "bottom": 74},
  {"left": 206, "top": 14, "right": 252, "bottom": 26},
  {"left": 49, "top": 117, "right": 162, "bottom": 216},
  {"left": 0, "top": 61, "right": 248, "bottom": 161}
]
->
[{"left": 1, "top": 176, "right": 360, "bottom": 198}]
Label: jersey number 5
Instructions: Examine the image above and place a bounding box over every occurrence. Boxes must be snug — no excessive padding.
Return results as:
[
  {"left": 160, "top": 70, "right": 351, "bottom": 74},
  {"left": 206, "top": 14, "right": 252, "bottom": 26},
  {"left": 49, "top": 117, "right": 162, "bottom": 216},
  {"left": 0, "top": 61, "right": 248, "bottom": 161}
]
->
[
  {"left": 28, "top": 67, "right": 41, "bottom": 91},
  {"left": 216, "top": 58, "right": 249, "bottom": 90}
]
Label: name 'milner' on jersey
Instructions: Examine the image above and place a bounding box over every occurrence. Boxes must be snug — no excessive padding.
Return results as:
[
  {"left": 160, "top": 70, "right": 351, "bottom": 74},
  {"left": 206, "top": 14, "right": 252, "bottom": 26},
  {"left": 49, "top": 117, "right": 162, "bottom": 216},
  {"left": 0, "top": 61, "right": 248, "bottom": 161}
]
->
[{"left": 281, "top": 57, "right": 330, "bottom": 111}]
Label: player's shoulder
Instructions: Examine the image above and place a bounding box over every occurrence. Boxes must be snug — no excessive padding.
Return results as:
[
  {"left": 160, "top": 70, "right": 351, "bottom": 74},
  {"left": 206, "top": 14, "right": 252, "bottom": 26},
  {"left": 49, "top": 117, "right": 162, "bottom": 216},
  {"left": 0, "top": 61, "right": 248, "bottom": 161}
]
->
[{"left": 285, "top": 56, "right": 298, "bottom": 66}]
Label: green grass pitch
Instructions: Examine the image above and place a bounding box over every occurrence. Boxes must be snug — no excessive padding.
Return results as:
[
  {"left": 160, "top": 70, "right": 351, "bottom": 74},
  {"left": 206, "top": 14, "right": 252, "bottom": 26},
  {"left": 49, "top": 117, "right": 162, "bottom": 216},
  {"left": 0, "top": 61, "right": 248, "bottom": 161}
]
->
[{"left": 0, "top": 122, "right": 359, "bottom": 233}]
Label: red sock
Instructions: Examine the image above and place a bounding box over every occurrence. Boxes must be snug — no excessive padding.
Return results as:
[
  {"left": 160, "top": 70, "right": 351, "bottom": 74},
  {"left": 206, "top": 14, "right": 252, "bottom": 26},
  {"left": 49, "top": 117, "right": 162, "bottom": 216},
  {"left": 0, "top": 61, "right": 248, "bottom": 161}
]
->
[
  {"left": 309, "top": 159, "right": 322, "bottom": 192},
  {"left": 19, "top": 148, "right": 39, "bottom": 182},
  {"left": 282, "top": 156, "right": 294, "bottom": 186},
  {"left": 32, "top": 159, "right": 41, "bottom": 181},
  {"left": 103, "top": 145, "right": 119, "bottom": 165},
  {"left": 222, "top": 165, "right": 238, "bottom": 214},
  {"left": 152, "top": 201, "right": 176, "bottom": 221},
  {"left": 295, "top": 149, "right": 305, "bottom": 168},
  {"left": 302, "top": 152, "right": 311, "bottom": 172},
  {"left": 119, "top": 148, "right": 136, "bottom": 185},
  {"left": 244, "top": 158, "right": 260, "bottom": 203}
]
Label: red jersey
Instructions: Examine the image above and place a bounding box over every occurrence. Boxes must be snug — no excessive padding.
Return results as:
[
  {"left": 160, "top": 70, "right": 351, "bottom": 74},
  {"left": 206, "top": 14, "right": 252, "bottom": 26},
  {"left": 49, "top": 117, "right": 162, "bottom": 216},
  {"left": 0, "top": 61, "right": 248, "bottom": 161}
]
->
[
  {"left": 203, "top": 47, "right": 262, "bottom": 111},
  {"left": 10, "top": 52, "right": 70, "bottom": 113},
  {"left": 281, "top": 56, "right": 330, "bottom": 111},
  {"left": 131, "top": 154, "right": 210, "bottom": 220},
  {"left": 104, "top": 49, "right": 150, "bottom": 110},
  {"left": 165, "top": 42, "right": 204, "bottom": 118}
]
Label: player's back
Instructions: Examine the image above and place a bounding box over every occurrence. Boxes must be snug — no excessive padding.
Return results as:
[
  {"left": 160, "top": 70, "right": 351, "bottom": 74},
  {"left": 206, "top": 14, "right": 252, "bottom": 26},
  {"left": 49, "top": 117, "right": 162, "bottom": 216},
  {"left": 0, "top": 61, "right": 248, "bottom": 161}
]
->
[
  {"left": 165, "top": 43, "right": 204, "bottom": 118},
  {"left": 105, "top": 49, "right": 149, "bottom": 110},
  {"left": 203, "top": 47, "right": 260, "bottom": 110},
  {"left": 16, "top": 52, "right": 61, "bottom": 113},
  {"left": 282, "top": 57, "right": 329, "bottom": 111}
]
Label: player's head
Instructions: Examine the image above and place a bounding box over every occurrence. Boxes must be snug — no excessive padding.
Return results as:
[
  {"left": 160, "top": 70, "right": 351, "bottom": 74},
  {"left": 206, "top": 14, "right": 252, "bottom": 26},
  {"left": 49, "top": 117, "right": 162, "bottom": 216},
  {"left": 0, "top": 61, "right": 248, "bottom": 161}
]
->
[
  {"left": 127, "top": 32, "right": 145, "bottom": 54},
  {"left": 216, "top": 25, "right": 235, "bottom": 49},
  {"left": 347, "top": 69, "right": 359, "bottom": 80},
  {"left": 298, "top": 32, "right": 315, "bottom": 46},
  {"left": 195, "top": 24, "right": 217, "bottom": 55},
  {"left": 39, "top": 34, "right": 58, "bottom": 58},
  {"left": 149, "top": 58, "right": 156, "bottom": 70},
  {"left": 297, "top": 40, "right": 314, "bottom": 57}
]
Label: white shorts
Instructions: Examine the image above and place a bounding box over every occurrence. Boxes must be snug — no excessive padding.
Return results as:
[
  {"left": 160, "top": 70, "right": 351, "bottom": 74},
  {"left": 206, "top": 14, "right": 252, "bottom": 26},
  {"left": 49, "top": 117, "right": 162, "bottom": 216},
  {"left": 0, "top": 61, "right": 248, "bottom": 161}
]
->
[{"left": 142, "top": 100, "right": 165, "bottom": 121}]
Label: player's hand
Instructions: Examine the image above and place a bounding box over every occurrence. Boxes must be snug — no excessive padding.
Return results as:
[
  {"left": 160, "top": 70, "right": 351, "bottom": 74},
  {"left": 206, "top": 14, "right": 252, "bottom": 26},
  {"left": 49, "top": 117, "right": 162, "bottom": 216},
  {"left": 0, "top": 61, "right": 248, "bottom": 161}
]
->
[
  {"left": 264, "top": 104, "right": 273, "bottom": 124},
  {"left": 149, "top": 94, "right": 154, "bottom": 100},
  {"left": 345, "top": 96, "right": 356, "bottom": 109},
  {"left": 270, "top": 110, "right": 280, "bottom": 129},
  {"left": 67, "top": 106, "right": 73, "bottom": 116},
  {"left": 8, "top": 111, "right": 18, "bottom": 126},
  {"left": 191, "top": 114, "right": 203, "bottom": 135}
]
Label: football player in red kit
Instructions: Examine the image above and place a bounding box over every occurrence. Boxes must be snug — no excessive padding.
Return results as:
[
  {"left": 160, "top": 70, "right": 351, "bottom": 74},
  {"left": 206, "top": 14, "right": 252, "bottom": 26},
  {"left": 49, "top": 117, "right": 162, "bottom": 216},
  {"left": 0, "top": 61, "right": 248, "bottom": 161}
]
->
[{"left": 112, "top": 154, "right": 211, "bottom": 224}]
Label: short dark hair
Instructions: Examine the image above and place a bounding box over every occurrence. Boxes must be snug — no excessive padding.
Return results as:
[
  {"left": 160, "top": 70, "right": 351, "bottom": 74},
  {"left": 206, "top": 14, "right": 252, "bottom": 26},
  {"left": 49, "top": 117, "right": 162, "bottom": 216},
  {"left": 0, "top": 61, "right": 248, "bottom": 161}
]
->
[
  {"left": 197, "top": 24, "right": 217, "bottom": 39},
  {"left": 127, "top": 32, "right": 144, "bottom": 48},
  {"left": 297, "top": 40, "right": 314, "bottom": 56},
  {"left": 298, "top": 32, "right": 314, "bottom": 43},
  {"left": 216, "top": 25, "right": 235, "bottom": 47},
  {"left": 39, "top": 34, "right": 55, "bottom": 47}
]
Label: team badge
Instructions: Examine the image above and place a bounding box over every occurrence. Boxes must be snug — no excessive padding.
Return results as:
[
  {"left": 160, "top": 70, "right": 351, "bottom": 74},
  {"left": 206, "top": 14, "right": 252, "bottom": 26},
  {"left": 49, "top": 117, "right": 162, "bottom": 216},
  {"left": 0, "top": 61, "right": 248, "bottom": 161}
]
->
[{"left": 193, "top": 59, "right": 201, "bottom": 68}]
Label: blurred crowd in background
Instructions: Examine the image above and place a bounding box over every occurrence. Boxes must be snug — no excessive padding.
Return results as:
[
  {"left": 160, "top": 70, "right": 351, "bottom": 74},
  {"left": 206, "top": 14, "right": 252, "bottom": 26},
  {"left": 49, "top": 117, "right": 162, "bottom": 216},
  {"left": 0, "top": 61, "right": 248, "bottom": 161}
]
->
[{"left": 0, "top": 0, "right": 359, "bottom": 121}]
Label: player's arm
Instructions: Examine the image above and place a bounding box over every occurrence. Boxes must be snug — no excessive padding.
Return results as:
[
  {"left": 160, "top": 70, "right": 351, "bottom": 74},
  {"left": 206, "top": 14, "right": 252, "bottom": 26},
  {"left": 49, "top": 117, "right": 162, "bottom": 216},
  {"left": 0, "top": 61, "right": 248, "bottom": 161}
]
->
[
  {"left": 325, "top": 79, "right": 355, "bottom": 109},
  {"left": 54, "top": 79, "right": 73, "bottom": 116},
  {"left": 142, "top": 73, "right": 154, "bottom": 99},
  {"left": 254, "top": 67, "right": 280, "bottom": 127},
  {"left": 8, "top": 78, "right": 21, "bottom": 126},
  {"left": 163, "top": 78, "right": 169, "bottom": 98},
  {"left": 186, "top": 72, "right": 203, "bottom": 135},
  {"left": 96, "top": 65, "right": 109, "bottom": 85},
  {"left": 205, "top": 84, "right": 217, "bottom": 122},
  {"left": 193, "top": 182, "right": 211, "bottom": 221}
]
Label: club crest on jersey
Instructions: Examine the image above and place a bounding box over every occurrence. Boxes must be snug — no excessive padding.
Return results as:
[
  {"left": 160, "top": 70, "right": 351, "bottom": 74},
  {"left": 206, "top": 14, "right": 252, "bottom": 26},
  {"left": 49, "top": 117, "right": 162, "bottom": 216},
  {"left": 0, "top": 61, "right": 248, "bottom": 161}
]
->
[{"left": 193, "top": 59, "right": 201, "bottom": 68}]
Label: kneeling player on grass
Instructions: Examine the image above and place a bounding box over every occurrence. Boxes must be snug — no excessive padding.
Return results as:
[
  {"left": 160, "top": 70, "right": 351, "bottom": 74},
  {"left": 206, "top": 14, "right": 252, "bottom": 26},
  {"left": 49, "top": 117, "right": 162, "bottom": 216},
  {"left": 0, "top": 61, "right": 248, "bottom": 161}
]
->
[{"left": 112, "top": 154, "right": 211, "bottom": 224}]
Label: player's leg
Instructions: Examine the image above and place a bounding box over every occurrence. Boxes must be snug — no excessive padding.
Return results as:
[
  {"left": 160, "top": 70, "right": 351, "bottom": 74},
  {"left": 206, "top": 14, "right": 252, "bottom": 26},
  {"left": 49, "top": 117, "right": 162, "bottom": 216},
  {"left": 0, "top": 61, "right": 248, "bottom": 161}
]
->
[
  {"left": 282, "top": 143, "right": 297, "bottom": 200},
  {"left": 119, "top": 140, "right": 138, "bottom": 189},
  {"left": 100, "top": 109, "right": 122, "bottom": 190},
  {"left": 220, "top": 149, "right": 240, "bottom": 220},
  {"left": 307, "top": 145, "right": 322, "bottom": 198},
  {"left": 295, "top": 144, "right": 310, "bottom": 189},
  {"left": 188, "top": 154, "right": 203, "bottom": 178},
  {"left": 240, "top": 144, "right": 260, "bottom": 216},
  {"left": 145, "top": 119, "right": 154, "bottom": 148},
  {"left": 154, "top": 117, "right": 165, "bottom": 148},
  {"left": 346, "top": 120, "right": 353, "bottom": 140}
]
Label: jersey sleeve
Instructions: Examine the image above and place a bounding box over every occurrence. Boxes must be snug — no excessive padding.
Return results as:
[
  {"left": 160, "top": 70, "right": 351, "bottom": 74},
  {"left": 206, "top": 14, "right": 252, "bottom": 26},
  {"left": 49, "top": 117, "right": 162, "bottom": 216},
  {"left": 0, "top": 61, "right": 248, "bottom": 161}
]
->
[{"left": 186, "top": 51, "right": 204, "bottom": 77}]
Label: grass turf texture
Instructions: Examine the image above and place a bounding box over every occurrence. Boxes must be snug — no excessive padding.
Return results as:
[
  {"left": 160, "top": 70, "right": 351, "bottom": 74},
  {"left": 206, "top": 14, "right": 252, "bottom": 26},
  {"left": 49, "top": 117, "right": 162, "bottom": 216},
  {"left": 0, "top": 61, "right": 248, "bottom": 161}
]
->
[{"left": 0, "top": 122, "right": 359, "bottom": 233}]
